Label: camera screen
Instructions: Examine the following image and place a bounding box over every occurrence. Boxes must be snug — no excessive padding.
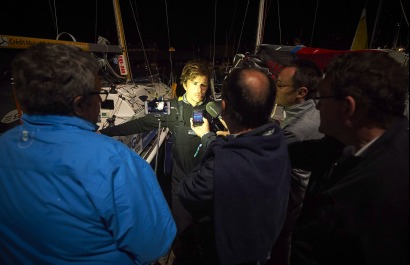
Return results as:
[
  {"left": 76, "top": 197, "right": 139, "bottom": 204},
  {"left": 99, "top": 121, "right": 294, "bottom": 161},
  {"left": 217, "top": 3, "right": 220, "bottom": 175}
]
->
[{"left": 145, "top": 100, "right": 170, "bottom": 115}]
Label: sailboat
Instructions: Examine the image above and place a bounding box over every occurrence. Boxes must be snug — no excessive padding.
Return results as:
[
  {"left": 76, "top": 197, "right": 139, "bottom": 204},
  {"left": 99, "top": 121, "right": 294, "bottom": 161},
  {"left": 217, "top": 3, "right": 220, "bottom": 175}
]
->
[
  {"left": 224, "top": 0, "right": 409, "bottom": 120},
  {"left": 247, "top": 0, "right": 409, "bottom": 75},
  {"left": 0, "top": 0, "right": 173, "bottom": 164}
]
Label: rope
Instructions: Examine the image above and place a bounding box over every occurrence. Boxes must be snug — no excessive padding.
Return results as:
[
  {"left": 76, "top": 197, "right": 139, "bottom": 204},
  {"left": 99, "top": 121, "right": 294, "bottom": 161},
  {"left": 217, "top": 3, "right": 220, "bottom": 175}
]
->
[
  {"left": 48, "top": 0, "right": 59, "bottom": 37},
  {"left": 164, "top": 0, "right": 175, "bottom": 85},
  {"left": 212, "top": 0, "right": 218, "bottom": 68},
  {"left": 261, "top": 0, "right": 270, "bottom": 45},
  {"left": 50, "top": 2, "right": 78, "bottom": 44},
  {"left": 310, "top": 0, "right": 320, "bottom": 47},
  {"left": 56, "top": 32, "right": 77, "bottom": 42},
  {"left": 236, "top": 0, "right": 250, "bottom": 55},
  {"left": 276, "top": 0, "right": 282, "bottom": 45},
  {"left": 223, "top": 1, "right": 238, "bottom": 64},
  {"left": 399, "top": 0, "right": 409, "bottom": 27}
]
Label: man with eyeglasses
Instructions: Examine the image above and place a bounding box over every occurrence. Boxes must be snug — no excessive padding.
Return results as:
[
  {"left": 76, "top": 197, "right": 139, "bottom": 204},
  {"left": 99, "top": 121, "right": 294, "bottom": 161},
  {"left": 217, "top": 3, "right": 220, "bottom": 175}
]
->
[
  {"left": 273, "top": 59, "right": 323, "bottom": 143},
  {"left": 290, "top": 52, "right": 409, "bottom": 264},
  {"left": 268, "top": 59, "right": 323, "bottom": 265},
  {"left": 0, "top": 43, "right": 176, "bottom": 264}
]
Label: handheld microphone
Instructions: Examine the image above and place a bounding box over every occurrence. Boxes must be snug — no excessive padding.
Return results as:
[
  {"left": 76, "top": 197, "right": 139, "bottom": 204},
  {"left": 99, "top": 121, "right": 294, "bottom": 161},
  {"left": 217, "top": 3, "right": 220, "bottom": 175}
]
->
[{"left": 206, "top": 101, "right": 222, "bottom": 118}]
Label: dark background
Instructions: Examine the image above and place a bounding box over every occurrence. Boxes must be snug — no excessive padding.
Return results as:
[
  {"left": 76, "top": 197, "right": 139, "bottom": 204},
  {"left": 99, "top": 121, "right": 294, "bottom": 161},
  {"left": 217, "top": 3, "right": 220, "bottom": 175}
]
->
[
  {"left": 0, "top": 0, "right": 408, "bottom": 133},
  {"left": 1, "top": 0, "right": 408, "bottom": 79},
  {"left": 1, "top": 0, "right": 408, "bottom": 51}
]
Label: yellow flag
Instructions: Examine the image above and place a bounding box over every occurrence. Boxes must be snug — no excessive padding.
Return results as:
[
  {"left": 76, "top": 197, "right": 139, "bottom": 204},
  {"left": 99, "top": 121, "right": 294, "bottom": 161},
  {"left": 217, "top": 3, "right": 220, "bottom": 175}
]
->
[{"left": 351, "top": 8, "right": 368, "bottom": 50}]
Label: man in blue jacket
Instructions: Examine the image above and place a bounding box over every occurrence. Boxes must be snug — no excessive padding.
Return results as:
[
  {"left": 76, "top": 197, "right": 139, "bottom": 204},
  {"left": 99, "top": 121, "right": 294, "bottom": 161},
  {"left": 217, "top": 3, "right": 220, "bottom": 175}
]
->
[
  {"left": 0, "top": 43, "right": 176, "bottom": 265},
  {"left": 178, "top": 67, "right": 291, "bottom": 265}
]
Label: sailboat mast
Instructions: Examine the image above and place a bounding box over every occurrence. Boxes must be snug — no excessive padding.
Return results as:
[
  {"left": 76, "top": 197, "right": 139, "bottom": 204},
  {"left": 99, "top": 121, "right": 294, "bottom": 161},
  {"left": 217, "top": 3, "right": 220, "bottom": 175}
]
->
[
  {"left": 112, "top": 0, "right": 132, "bottom": 83},
  {"left": 255, "top": 0, "right": 265, "bottom": 54},
  {"left": 369, "top": 0, "right": 383, "bottom": 49}
]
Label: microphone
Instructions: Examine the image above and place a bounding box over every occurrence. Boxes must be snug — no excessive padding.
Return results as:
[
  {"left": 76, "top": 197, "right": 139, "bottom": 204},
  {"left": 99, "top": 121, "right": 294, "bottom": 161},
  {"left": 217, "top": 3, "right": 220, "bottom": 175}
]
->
[{"left": 206, "top": 101, "right": 222, "bottom": 118}]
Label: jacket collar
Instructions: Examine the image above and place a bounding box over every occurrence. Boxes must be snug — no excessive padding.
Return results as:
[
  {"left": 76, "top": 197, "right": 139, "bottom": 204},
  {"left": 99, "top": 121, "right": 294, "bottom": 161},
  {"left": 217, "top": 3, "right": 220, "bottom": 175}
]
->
[{"left": 21, "top": 114, "right": 99, "bottom": 132}]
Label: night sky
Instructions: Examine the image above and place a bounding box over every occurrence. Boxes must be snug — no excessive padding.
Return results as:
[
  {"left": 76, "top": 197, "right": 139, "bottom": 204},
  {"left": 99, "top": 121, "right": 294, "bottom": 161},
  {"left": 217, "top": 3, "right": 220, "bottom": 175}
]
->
[{"left": 2, "top": 0, "right": 408, "bottom": 50}]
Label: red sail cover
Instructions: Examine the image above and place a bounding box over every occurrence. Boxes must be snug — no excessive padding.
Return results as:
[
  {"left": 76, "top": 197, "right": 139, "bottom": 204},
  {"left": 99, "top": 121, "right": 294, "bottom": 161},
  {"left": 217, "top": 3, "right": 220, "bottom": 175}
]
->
[{"left": 256, "top": 44, "right": 390, "bottom": 79}]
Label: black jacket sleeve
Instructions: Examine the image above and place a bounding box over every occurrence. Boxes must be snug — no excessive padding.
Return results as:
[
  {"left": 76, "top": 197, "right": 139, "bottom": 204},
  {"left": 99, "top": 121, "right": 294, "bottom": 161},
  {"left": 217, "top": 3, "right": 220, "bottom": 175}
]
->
[
  {"left": 100, "top": 100, "right": 178, "bottom": 136},
  {"left": 287, "top": 135, "right": 344, "bottom": 170}
]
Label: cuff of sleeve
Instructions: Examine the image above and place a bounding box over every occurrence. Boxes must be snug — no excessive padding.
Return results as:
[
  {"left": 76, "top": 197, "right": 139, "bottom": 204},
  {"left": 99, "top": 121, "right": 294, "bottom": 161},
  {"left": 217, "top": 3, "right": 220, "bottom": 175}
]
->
[
  {"left": 201, "top": 131, "right": 215, "bottom": 139},
  {"left": 201, "top": 132, "right": 217, "bottom": 148}
]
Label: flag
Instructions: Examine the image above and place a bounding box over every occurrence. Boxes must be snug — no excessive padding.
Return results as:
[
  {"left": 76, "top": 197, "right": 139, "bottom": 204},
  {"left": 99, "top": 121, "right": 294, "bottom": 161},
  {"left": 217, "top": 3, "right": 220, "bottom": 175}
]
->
[{"left": 351, "top": 8, "right": 368, "bottom": 50}]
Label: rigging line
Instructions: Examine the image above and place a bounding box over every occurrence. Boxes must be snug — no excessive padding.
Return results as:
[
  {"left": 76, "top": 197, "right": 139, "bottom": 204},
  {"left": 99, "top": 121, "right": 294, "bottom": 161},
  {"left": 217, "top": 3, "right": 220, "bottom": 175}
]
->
[
  {"left": 236, "top": 0, "right": 250, "bottom": 55},
  {"left": 223, "top": 1, "right": 238, "bottom": 64},
  {"left": 392, "top": 17, "right": 403, "bottom": 49},
  {"left": 212, "top": 0, "right": 217, "bottom": 68},
  {"left": 107, "top": 61, "right": 127, "bottom": 80},
  {"left": 310, "top": 0, "right": 319, "bottom": 47},
  {"left": 128, "top": 0, "right": 153, "bottom": 84},
  {"left": 261, "top": 0, "right": 271, "bottom": 45},
  {"left": 164, "top": 0, "right": 174, "bottom": 84},
  {"left": 276, "top": 0, "right": 282, "bottom": 45},
  {"left": 370, "top": 0, "right": 383, "bottom": 49},
  {"left": 399, "top": 0, "right": 409, "bottom": 27},
  {"left": 47, "top": 0, "right": 58, "bottom": 36}
]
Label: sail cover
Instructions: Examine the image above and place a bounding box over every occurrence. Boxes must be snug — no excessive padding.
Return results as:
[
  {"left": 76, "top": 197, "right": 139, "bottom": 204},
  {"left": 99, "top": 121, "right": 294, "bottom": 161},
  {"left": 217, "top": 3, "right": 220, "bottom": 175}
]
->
[{"left": 255, "top": 44, "right": 406, "bottom": 79}]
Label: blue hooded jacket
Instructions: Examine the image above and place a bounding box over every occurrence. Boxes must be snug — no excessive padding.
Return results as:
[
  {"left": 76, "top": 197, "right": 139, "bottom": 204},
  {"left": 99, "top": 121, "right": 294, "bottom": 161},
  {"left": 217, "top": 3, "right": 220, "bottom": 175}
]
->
[{"left": 0, "top": 114, "right": 176, "bottom": 265}]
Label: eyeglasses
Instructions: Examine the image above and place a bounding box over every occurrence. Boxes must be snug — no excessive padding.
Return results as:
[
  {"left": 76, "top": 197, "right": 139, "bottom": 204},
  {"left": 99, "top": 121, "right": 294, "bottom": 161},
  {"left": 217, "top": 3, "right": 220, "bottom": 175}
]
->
[
  {"left": 313, "top": 93, "right": 338, "bottom": 105},
  {"left": 89, "top": 89, "right": 109, "bottom": 102},
  {"left": 275, "top": 80, "right": 294, "bottom": 89},
  {"left": 275, "top": 82, "right": 294, "bottom": 89}
]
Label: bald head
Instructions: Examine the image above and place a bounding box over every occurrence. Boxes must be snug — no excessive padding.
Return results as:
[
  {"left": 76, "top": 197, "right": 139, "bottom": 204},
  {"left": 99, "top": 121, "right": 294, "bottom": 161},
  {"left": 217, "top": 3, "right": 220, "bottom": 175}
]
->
[
  {"left": 221, "top": 68, "right": 276, "bottom": 131},
  {"left": 240, "top": 69, "right": 272, "bottom": 103}
]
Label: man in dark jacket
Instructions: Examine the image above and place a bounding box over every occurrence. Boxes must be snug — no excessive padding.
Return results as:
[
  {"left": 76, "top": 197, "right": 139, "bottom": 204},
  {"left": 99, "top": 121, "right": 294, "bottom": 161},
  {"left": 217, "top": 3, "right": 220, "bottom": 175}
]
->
[
  {"left": 99, "top": 60, "right": 214, "bottom": 264},
  {"left": 178, "top": 67, "right": 291, "bottom": 265},
  {"left": 290, "top": 52, "right": 409, "bottom": 265}
]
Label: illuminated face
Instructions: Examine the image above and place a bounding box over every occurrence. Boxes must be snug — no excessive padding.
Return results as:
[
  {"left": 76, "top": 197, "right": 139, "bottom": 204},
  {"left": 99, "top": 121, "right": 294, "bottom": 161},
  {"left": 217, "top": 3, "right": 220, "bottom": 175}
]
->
[
  {"left": 275, "top": 67, "right": 299, "bottom": 107},
  {"left": 183, "top": 75, "right": 209, "bottom": 106}
]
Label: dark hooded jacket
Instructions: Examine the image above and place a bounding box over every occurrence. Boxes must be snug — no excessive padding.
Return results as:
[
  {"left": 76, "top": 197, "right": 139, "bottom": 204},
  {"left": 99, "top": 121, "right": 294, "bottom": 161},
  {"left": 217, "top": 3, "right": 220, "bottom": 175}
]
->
[{"left": 179, "top": 122, "right": 291, "bottom": 265}]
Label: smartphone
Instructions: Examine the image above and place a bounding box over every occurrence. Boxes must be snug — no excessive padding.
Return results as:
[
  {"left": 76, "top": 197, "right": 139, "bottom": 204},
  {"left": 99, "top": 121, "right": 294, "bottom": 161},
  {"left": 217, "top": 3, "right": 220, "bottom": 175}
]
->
[
  {"left": 144, "top": 100, "right": 171, "bottom": 115},
  {"left": 193, "top": 109, "right": 204, "bottom": 126}
]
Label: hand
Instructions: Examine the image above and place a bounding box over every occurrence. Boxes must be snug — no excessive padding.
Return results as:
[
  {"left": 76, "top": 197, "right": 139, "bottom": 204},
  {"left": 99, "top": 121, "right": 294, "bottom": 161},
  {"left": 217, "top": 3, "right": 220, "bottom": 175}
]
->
[
  {"left": 216, "top": 130, "right": 230, "bottom": 137},
  {"left": 216, "top": 117, "right": 229, "bottom": 136},
  {"left": 190, "top": 117, "right": 211, "bottom": 138}
]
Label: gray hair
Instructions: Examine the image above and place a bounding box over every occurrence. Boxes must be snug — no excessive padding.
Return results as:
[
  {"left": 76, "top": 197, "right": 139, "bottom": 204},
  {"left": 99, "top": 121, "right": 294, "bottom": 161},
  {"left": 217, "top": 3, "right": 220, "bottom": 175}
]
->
[{"left": 12, "top": 43, "right": 100, "bottom": 115}]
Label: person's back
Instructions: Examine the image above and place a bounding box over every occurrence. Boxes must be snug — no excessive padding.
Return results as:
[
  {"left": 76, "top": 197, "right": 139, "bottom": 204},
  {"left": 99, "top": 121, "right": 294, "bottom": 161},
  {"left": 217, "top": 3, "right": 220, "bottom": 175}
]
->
[
  {"left": 0, "top": 43, "right": 176, "bottom": 264},
  {"left": 179, "top": 67, "right": 291, "bottom": 265},
  {"left": 290, "top": 52, "right": 409, "bottom": 265}
]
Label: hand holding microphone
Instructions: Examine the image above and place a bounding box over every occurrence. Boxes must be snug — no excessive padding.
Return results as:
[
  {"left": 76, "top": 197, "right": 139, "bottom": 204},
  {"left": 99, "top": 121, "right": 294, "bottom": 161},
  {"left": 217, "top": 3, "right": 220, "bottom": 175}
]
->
[
  {"left": 205, "top": 101, "right": 222, "bottom": 119},
  {"left": 206, "top": 101, "right": 229, "bottom": 136}
]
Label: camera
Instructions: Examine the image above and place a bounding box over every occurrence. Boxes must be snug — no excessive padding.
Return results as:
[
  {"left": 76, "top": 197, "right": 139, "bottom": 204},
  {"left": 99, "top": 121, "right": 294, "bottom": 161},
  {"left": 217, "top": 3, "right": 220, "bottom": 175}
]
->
[{"left": 144, "top": 100, "right": 171, "bottom": 115}]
